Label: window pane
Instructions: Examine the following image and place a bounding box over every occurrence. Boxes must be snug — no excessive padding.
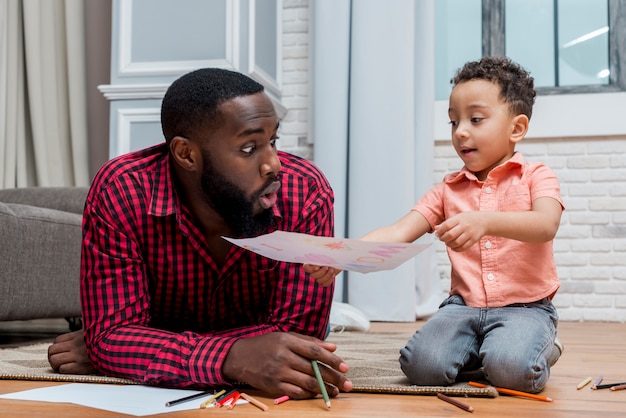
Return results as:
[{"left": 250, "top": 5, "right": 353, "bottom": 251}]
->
[
  {"left": 558, "top": 0, "right": 609, "bottom": 86},
  {"left": 505, "top": 0, "right": 555, "bottom": 87},
  {"left": 435, "top": 0, "right": 482, "bottom": 100}
]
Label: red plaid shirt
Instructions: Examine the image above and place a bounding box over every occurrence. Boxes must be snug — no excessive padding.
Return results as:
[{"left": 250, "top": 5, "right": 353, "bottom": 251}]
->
[{"left": 80, "top": 143, "right": 335, "bottom": 387}]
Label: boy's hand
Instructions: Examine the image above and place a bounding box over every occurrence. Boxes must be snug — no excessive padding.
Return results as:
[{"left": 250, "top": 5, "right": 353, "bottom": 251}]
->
[
  {"left": 304, "top": 264, "right": 341, "bottom": 287},
  {"left": 435, "top": 211, "right": 487, "bottom": 252}
]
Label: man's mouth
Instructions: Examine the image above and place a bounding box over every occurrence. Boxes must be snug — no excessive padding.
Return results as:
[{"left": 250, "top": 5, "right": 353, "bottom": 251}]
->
[{"left": 259, "top": 181, "right": 281, "bottom": 209}]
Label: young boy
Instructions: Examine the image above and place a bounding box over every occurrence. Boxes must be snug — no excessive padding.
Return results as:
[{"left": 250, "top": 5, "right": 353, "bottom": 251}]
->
[{"left": 307, "top": 56, "right": 564, "bottom": 393}]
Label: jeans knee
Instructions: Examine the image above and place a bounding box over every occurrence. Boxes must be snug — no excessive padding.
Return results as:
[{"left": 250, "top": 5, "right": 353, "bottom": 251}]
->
[
  {"left": 484, "top": 360, "right": 550, "bottom": 393},
  {"left": 399, "top": 345, "right": 457, "bottom": 386}
]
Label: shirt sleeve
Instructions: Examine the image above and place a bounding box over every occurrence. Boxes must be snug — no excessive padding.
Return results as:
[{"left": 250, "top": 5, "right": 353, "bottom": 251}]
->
[{"left": 80, "top": 180, "right": 235, "bottom": 388}]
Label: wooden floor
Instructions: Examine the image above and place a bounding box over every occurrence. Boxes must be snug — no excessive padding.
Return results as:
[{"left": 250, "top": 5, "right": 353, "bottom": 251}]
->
[{"left": 1, "top": 320, "right": 625, "bottom": 417}]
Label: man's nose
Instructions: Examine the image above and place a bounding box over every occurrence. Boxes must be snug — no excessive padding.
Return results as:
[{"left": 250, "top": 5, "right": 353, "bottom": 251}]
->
[{"left": 260, "top": 148, "right": 281, "bottom": 177}]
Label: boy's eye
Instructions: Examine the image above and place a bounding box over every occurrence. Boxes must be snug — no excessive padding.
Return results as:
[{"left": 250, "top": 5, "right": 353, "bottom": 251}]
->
[
  {"left": 270, "top": 138, "right": 278, "bottom": 147},
  {"left": 471, "top": 117, "right": 483, "bottom": 123},
  {"left": 448, "top": 120, "right": 458, "bottom": 127},
  {"left": 241, "top": 145, "right": 255, "bottom": 155}
]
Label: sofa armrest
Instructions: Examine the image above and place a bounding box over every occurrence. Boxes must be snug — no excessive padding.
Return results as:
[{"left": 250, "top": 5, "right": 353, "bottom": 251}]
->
[
  {"left": 0, "top": 202, "right": 82, "bottom": 321},
  {"left": 0, "top": 187, "right": 88, "bottom": 215}
]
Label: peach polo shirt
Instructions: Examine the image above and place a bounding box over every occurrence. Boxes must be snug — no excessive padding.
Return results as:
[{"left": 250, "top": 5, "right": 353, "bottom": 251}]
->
[{"left": 413, "top": 152, "right": 564, "bottom": 308}]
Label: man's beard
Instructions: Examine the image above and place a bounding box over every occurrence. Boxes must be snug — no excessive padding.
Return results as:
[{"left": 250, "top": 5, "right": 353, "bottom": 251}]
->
[{"left": 200, "top": 154, "right": 277, "bottom": 238}]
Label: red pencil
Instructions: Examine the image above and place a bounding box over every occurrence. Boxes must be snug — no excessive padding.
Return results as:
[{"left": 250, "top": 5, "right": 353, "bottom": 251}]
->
[{"left": 468, "top": 381, "right": 553, "bottom": 402}]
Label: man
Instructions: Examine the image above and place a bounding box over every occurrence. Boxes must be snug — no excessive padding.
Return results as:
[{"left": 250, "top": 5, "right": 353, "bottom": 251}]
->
[{"left": 47, "top": 68, "right": 350, "bottom": 399}]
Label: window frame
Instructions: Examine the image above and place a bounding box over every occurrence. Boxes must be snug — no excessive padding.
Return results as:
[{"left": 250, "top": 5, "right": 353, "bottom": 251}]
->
[{"left": 482, "top": 0, "right": 626, "bottom": 94}]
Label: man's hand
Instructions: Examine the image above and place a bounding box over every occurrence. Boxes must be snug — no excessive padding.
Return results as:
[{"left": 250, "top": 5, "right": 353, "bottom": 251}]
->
[
  {"left": 222, "top": 332, "right": 352, "bottom": 399},
  {"left": 47, "top": 329, "right": 95, "bottom": 375},
  {"left": 304, "top": 264, "right": 341, "bottom": 287}
]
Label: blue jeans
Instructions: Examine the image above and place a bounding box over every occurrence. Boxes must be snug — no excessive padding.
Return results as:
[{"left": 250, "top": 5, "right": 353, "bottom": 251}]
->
[{"left": 399, "top": 295, "right": 560, "bottom": 393}]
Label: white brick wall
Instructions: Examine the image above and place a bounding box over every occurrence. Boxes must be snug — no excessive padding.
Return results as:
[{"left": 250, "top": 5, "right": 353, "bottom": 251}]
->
[
  {"left": 279, "top": 0, "right": 312, "bottom": 160},
  {"left": 280, "top": 1, "right": 626, "bottom": 322}
]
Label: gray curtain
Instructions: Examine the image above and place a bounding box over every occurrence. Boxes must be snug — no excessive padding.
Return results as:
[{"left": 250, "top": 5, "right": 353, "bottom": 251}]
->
[
  {"left": 0, "top": 0, "right": 89, "bottom": 188},
  {"left": 312, "top": 0, "right": 443, "bottom": 321}
]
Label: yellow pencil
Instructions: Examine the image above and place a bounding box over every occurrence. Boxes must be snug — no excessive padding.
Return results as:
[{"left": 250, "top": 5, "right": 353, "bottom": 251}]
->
[
  {"left": 577, "top": 376, "right": 592, "bottom": 390},
  {"left": 199, "top": 389, "right": 226, "bottom": 409}
]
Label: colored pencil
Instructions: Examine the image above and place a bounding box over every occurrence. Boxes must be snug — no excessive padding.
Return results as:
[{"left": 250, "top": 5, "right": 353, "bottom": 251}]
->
[
  {"left": 216, "top": 390, "right": 239, "bottom": 408},
  {"left": 437, "top": 392, "right": 474, "bottom": 412},
  {"left": 590, "top": 376, "right": 604, "bottom": 390},
  {"left": 311, "top": 360, "right": 331, "bottom": 408},
  {"left": 595, "top": 381, "right": 626, "bottom": 390},
  {"left": 227, "top": 392, "right": 241, "bottom": 409},
  {"left": 577, "top": 376, "right": 592, "bottom": 390},
  {"left": 468, "top": 381, "right": 553, "bottom": 402},
  {"left": 610, "top": 384, "right": 626, "bottom": 391},
  {"left": 165, "top": 390, "right": 215, "bottom": 407},
  {"left": 240, "top": 392, "right": 270, "bottom": 411},
  {"left": 274, "top": 395, "right": 291, "bottom": 405},
  {"left": 200, "top": 389, "right": 226, "bottom": 408}
]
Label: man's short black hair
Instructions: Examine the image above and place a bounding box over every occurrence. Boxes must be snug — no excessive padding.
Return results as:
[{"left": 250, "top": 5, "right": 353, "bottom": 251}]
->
[{"left": 161, "top": 68, "right": 265, "bottom": 143}]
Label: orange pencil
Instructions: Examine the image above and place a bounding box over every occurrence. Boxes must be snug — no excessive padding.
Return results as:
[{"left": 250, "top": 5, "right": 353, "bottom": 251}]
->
[
  {"left": 240, "top": 392, "right": 270, "bottom": 411},
  {"left": 609, "top": 384, "right": 626, "bottom": 391},
  {"left": 468, "top": 381, "right": 553, "bottom": 402}
]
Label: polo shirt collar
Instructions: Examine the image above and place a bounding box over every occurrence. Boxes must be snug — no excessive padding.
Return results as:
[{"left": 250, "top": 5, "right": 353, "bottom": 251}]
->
[{"left": 446, "top": 151, "right": 525, "bottom": 183}]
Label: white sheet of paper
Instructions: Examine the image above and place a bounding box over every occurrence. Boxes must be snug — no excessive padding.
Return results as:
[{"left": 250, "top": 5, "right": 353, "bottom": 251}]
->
[
  {"left": 0, "top": 383, "right": 234, "bottom": 416},
  {"left": 224, "top": 231, "right": 431, "bottom": 273}
]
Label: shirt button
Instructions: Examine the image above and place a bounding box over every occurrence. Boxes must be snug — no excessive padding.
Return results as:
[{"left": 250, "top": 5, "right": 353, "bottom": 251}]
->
[
  {"left": 485, "top": 241, "right": 492, "bottom": 249},
  {"left": 485, "top": 186, "right": 492, "bottom": 193},
  {"left": 487, "top": 273, "right": 494, "bottom": 281}
]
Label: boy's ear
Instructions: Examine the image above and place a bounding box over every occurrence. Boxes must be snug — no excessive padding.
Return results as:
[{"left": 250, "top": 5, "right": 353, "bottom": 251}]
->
[{"left": 510, "top": 114, "right": 529, "bottom": 143}]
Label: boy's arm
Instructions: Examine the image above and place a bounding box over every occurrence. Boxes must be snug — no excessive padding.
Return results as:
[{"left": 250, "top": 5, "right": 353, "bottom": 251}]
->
[
  {"left": 436, "top": 196, "right": 562, "bottom": 252},
  {"left": 361, "top": 210, "right": 432, "bottom": 243},
  {"left": 305, "top": 211, "right": 431, "bottom": 287}
]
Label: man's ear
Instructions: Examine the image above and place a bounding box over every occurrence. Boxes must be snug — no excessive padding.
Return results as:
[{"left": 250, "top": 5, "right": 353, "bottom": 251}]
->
[
  {"left": 510, "top": 114, "right": 529, "bottom": 144},
  {"left": 170, "top": 136, "right": 199, "bottom": 171}
]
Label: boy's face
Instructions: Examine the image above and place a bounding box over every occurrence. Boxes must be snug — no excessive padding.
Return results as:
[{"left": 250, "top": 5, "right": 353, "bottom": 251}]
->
[{"left": 448, "top": 79, "right": 526, "bottom": 181}]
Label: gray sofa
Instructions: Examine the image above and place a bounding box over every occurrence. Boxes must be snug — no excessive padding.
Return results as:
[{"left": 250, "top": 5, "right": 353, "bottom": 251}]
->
[{"left": 0, "top": 187, "right": 88, "bottom": 324}]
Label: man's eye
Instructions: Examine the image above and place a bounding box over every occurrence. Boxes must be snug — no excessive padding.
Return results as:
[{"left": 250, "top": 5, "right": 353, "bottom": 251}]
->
[
  {"left": 270, "top": 138, "right": 278, "bottom": 147},
  {"left": 242, "top": 145, "right": 255, "bottom": 154}
]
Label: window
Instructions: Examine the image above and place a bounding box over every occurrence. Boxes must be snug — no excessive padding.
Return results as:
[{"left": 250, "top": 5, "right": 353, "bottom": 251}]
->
[{"left": 435, "top": 0, "right": 626, "bottom": 99}]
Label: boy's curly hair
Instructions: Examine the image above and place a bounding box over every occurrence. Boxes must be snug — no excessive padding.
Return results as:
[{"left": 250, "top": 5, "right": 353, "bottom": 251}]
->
[{"left": 451, "top": 56, "right": 536, "bottom": 120}]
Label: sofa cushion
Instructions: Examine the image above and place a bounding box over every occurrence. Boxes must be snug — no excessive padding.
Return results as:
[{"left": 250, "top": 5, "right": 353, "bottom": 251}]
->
[{"left": 0, "top": 201, "right": 82, "bottom": 320}]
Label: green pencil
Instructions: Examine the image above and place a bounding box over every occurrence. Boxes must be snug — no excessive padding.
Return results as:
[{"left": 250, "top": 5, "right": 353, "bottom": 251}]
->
[{"left": 311, "top": 360, "right": 331, "bottom": 409}]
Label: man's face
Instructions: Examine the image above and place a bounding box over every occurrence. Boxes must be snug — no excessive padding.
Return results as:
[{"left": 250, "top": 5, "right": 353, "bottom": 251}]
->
[
  {"left": 198, "top": 92, "right": 282, "bottom": 237},
  {"left": 200, "top": 149, "right": 277, "bottom": 237}
]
